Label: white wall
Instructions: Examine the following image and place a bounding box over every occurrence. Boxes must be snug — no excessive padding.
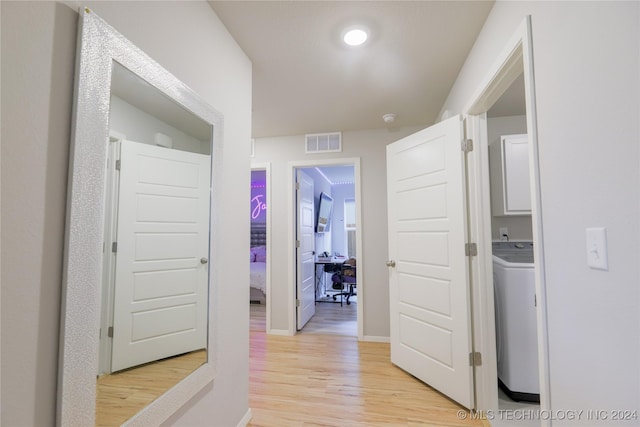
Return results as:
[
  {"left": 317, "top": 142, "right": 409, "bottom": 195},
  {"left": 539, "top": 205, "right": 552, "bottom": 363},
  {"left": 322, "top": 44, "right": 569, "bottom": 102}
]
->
[
  {"left": 439, "top": 1, "right": 640, "bottom": 421},
  {"left": 110, "top": 96, "right": 209, "bottom": 154},
  {"left": 298, "top": 168, "right": 356, "bottom": 257},
  {"left": 299, "top": 167, "right": 333, "bottom": 254},
  {"left": 330, "top": 184, "right": 356, "bottom": 257},
  {"left": 1, "top": 4, "right": 76, "bottom": 425},
  {"left": 1, "top": 1, "right": 252, "bottom": 426},
  {"left": 253, "top": 126, "right": 423, "bottom": 338},
  {"left": 487, "top": 114, "right": 532, "bottom": 241}
]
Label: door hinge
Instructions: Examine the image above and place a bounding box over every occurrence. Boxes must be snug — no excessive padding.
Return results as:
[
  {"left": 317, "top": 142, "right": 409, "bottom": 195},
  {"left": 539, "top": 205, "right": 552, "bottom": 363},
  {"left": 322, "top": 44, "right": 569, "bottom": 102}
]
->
[
  {"left": 295, "top": 182, "right": 300, "bottom": 190},
  {"left": 296, "top": 240, "right": 300, "bottom": 248},
  {"left": 469, "top": 351, "right": 482, "bottom": 366},
  {"left": 461, "top": 139, "right": 473, "bottom": 152},
  {"left": 465, "top": 243, "right": 478, "bottom": 257},
  {"left": 111, "top": 242, "right": 117, "bottom": 253},
  {"left": 115, "top": 159, "right": 121, "bottom": 171},
  {"left": 108, "top": 326, "right": 114, "bottom": 338},
  {"left": 296, "top": 299, "right": 301, "bottom": 307}
]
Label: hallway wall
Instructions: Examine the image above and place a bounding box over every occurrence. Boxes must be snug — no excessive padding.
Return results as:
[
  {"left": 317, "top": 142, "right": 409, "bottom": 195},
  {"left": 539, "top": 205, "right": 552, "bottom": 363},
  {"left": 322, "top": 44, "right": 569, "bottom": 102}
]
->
[
  {"left": 253, "top": 126, "right": 423, "bottom": 338},
  {"left": 439, "top": 1, "right": 640, "bottom": 417},
  {"left": 1, "top": 2, "right": 252, "bottom": 425}
]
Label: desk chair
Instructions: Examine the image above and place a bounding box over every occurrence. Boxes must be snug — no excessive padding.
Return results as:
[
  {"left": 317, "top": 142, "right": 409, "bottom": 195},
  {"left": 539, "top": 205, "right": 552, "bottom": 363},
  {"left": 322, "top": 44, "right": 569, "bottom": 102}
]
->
[
  {"left": 330, "top": 267, "right": 357, "bottom": 306},
  {"left": 320, "top": 264, "right": 342, "bottom": 302}
]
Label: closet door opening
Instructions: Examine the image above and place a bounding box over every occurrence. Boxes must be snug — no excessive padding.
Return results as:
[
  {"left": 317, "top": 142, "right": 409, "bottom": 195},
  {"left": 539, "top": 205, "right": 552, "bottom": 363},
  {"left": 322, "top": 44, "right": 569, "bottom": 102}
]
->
[{"left": 463, "top": 18, "right": 550, "bottom": 422}]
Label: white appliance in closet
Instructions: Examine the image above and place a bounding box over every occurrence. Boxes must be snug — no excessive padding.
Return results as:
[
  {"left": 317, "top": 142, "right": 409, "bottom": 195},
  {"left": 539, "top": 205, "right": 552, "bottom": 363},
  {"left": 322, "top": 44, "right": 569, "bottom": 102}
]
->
[{"left": 493, "top": 242, "right": 539, "bottom": 402}]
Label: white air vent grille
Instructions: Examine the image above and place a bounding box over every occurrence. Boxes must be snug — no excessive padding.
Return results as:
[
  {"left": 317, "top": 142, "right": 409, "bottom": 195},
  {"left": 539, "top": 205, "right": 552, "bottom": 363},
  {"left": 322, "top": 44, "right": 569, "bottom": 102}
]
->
[{"left": 305, "top": 132, "right": 342, "bottom": 154}]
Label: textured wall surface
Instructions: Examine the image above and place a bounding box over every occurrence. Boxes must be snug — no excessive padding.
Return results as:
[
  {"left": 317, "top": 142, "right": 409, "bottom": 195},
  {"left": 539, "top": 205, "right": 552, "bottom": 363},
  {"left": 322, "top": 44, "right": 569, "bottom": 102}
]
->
[{"left": 1, "top": 1, "right": 252, "bottom": 425}]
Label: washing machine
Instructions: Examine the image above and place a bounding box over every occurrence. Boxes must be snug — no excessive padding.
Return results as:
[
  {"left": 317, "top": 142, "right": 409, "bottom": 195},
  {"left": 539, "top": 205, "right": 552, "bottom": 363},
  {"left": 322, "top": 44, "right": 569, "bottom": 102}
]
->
[{"left": 493, "top": 242, "right": 540, "bottom": 402}]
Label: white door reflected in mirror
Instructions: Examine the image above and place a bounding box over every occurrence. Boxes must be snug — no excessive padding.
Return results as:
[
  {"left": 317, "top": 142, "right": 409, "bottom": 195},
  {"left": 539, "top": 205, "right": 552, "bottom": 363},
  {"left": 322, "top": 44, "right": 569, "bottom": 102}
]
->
[
  {"left": 94, "top": 63, "right": 213, "bottom": 425},
  {"left": 59, "top": 9, "right": 222, "bottom": 427},
  {"left": 109, "top": 141, "right": 210, "bottom": 372}
]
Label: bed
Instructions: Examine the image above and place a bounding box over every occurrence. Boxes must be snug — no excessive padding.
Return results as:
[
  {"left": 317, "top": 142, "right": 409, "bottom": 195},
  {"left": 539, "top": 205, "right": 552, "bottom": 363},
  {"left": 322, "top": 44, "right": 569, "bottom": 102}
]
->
[{"left": 250, "top": 223, "right": 267, "bottom": 304}]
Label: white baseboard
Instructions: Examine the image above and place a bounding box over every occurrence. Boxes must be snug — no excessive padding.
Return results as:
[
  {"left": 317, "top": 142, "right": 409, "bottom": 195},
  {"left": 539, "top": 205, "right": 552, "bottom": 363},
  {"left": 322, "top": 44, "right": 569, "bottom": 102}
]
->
[
  {"left": 267, "top": 328, "right": 291, "bottom": 336},
  {"left": 236, "top": 408, "right": 252, "bottom": 427},
  {"left": 362, "top": 335, "right": 390, "bottom": 343}
]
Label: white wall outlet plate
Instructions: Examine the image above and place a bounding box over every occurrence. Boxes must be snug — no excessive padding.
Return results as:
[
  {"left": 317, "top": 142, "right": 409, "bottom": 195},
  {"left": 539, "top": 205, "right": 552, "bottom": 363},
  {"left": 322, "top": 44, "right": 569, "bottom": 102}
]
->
[
  {"left": 499, "top": 227, "right": 509, "bottom": 241},
  {"left": 586, "top": 227, "right": 608, "bottom": 271}
]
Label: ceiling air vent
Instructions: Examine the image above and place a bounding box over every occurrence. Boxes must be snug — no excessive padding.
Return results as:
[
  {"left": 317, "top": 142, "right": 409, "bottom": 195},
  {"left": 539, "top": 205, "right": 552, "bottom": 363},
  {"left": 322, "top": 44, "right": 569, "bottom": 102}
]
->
[{"left": 305, "top": 132, "right": 342, "bottom": 154}]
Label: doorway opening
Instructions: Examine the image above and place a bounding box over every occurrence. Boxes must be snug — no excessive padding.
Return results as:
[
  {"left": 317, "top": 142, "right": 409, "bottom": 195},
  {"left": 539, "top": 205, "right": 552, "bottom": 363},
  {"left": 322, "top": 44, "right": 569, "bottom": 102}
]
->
[
  {"left": 288, "top": 159, "right": 363, "bottom": 338},
  {"left": 464, "top": 17, "right": 550, "bottom": 421},
  {"left": 250, "top": 163, "right": 271, "bottom": 333},
  {"left": 486, "top": 75, "right": 541, "bottom": 418}
]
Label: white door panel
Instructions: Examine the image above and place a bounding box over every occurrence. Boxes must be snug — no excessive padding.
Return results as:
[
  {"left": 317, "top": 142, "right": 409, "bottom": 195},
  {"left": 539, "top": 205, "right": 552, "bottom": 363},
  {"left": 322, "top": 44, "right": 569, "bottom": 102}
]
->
[
  {"left": 296, "top": 170, "right": 316, "bottom": 330},
  {"left": 387, "top": 115, "right": 474, "bottom": 409},
  {"left": 134, "top": 233, "right": 198, "bottom": 260},
  {"left": 111, "top": 141, "right": 210, "bottom": 372},
  {"left": 132, "top": 268, "right": 198, "bottom": 300},
  {"left": 395, "top": 185, "right": 447, "bottom": 219},
  {"left": 135, "top": 194, "right": 199, "bottom": 223},
  {"left": 131, "top": 303, "right": 198, "bottom": 341},
  {"left": 137, "top": 155, "right": 202, "bottom": 188}
]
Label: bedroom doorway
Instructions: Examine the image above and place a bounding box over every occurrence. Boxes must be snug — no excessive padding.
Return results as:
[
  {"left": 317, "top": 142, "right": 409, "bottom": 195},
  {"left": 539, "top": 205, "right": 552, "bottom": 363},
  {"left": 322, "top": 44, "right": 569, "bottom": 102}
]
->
[
  {"left": 250, "top": 163, "right": 271, "bottom": 333},
  {"left": 288, "top": 158, "right": 363, "bottom": 338}
]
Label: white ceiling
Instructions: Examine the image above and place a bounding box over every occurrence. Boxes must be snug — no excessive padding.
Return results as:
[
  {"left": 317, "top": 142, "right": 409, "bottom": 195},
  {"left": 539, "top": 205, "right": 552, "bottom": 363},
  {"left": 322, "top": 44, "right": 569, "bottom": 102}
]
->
[
  {"left": 316, "top": 165, "right": 356, "bottom": 185},
  {"left": 209, "top": 1, "right": 496, "bottom": 138},
  {"left": 488, "top": 73, "right": 526, "bottom": 118}
]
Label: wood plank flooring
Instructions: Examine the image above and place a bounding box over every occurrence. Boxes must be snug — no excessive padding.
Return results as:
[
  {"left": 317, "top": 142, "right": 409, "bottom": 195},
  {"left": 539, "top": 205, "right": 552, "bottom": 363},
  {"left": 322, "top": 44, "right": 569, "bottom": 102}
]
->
[
  {"left": 301, "top": 296, "right": 357, "bottom": 336},
  {"left": 95, "top": 349, "right": 206, "bottom": 426},
  {"left": 97, "top": 304, "right": 487, "bottom": 426},
  {"left": 249, "top": 304, "right": 486, "bottom": 427}
]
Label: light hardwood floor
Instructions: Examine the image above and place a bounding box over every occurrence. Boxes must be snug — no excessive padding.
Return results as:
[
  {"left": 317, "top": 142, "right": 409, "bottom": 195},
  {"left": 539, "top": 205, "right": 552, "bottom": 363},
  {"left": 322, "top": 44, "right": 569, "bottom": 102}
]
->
[
  {"left": 97, "top": 304, "right": 486, "bottom": 426},
  {"left": 249, "top": 303, "right": 486, "bottom": 427},
  {"left": 95, "top": 349, "right": 206, "bottom": 426},
  {"left": 301, "top": 296, "right": 358, "bottom": 336}
]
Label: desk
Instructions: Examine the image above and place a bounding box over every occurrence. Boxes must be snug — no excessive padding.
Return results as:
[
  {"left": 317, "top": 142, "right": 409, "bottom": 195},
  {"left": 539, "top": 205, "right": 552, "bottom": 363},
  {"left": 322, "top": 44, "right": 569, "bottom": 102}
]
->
[
  {"left": 314, "top": 260, "right": 342, "bottom": 303},
  {"left": 314, "top": 259, "right": 355, "bottom": 305}
]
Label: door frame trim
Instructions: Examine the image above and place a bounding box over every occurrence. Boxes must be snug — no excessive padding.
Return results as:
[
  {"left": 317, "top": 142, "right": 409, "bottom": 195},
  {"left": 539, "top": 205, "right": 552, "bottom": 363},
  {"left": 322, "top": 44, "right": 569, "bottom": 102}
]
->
[
  {"left": 462, "top": 16, "right": 551, "bottom": 420},
  {"left": 287, "top": 158, "right": 363, "bottom": 339},
  {"left": 98, "top": 132, "right": 125, "bottom": 375},
  {"left": 250, "top": 162, "right": 272, "bottom": 333}
]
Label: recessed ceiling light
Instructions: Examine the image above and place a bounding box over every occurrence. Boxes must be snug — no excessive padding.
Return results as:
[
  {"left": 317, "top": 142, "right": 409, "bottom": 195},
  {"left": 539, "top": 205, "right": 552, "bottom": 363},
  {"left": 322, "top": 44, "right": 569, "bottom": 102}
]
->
[{"left": 343, "top": 26, "right": 368, "bottom": 46}]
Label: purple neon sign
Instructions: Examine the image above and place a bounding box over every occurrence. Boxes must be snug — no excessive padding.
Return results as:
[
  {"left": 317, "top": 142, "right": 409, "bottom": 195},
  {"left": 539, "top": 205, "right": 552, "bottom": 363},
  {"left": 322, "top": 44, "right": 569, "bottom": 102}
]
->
[{"left": 251, "top": 194, "right": 267, "bottom": 219}]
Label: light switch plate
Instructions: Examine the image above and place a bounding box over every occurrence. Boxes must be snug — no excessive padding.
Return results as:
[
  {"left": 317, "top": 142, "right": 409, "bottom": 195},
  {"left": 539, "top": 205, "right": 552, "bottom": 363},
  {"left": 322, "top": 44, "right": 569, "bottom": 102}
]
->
[{"left": 586, "top": 227, "right": 608, "bottom": 270}]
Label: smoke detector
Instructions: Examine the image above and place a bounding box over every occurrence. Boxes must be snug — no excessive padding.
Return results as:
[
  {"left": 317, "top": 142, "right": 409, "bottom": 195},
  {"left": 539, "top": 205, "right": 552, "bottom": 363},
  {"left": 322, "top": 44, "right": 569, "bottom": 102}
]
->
[{"left": 382, "top": 113, "right": 396, "bottom": 124}]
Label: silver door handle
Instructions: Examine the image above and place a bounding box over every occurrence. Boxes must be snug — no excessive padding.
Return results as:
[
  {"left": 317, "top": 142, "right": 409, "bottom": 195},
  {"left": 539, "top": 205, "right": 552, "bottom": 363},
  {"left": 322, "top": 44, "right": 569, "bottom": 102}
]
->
[
  {"left": 200, "top": 257, "right": 208, "bottom": 264},
  {"left": 386, "top": 260, "right": 396, "bottom": 268}
]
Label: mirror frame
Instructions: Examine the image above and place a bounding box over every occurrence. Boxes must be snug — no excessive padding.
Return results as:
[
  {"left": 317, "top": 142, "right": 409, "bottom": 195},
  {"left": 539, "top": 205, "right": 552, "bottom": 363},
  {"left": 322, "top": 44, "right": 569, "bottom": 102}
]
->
[{"left": 57, "top": 8, "right": 222, "bottom": 426}]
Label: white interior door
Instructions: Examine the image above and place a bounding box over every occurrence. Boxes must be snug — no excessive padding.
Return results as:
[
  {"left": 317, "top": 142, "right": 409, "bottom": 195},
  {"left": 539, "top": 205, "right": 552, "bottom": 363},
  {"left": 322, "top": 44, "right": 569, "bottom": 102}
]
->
[
  {"left": 296, "top": 169, "right": 316, "bottom": 330},
  {"left": 386, "top": 115, "right": 474, "bottom": 408},
  {"left": 111, "top": 140, "right": 210, "bottom": 372}
]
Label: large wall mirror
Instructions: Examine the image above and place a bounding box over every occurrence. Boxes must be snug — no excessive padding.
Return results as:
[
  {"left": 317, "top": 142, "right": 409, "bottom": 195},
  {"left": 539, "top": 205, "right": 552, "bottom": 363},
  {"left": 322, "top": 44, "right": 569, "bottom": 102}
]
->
[{"left": 58, "top": 9, "right": 222, "bottom": 426}]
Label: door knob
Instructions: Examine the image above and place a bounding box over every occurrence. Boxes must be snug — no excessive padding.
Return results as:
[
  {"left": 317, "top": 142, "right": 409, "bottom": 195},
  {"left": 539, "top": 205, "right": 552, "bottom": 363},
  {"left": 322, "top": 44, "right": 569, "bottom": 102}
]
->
[
  {"left": 386, "top": 260, "right": 396, "bottom": 268},
  {"left": 200, "top": 257, "right": 208, "bottom": 264}
]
